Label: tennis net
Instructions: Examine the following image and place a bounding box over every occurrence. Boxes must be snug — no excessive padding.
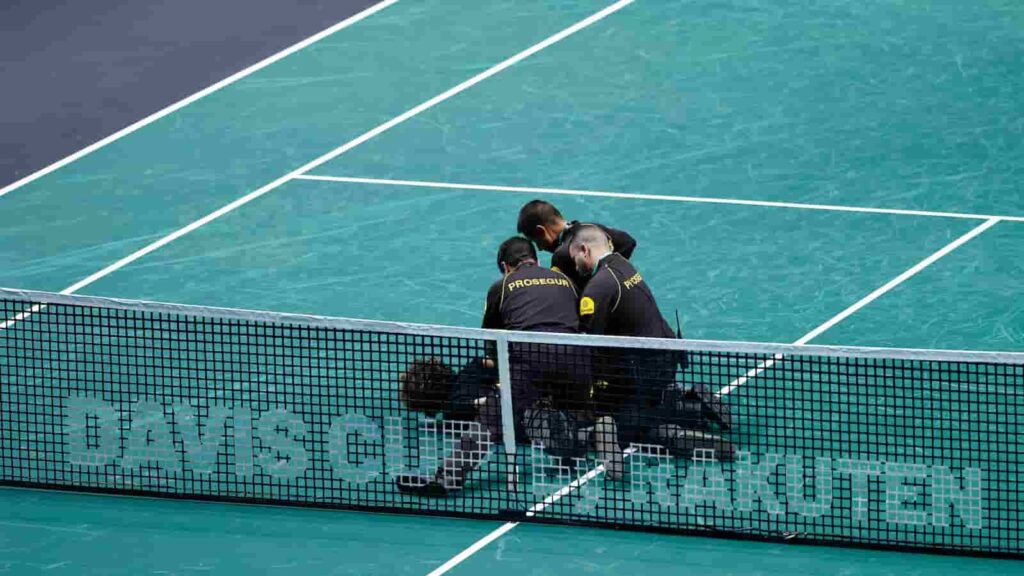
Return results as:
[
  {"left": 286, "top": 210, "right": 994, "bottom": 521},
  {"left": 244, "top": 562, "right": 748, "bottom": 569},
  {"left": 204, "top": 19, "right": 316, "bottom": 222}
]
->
[{"left": 1, "top": 287, "right": 1021, "bottom": 558}]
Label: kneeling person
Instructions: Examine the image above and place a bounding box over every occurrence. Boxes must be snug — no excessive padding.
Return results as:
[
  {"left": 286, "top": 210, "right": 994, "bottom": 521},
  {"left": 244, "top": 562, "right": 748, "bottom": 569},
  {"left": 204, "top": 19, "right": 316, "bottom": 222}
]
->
[
  {"left": 395, "top": 356, "right": 590, "bottom": 496},
  {"left": 396, "top": 238, "right": 590, "bottom": 495},
  {"left": 483, "top": 237, "right": 592, "bottom": 423},
  {"left": 569, "top": 225, "right": 733, "bottom": 478}
]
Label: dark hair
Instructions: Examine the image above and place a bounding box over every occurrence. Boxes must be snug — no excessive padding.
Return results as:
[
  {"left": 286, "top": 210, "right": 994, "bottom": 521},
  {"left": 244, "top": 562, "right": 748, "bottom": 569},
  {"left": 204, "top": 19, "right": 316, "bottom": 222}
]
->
[
  {"left": 496, "top": 237, "right": 537, "bottom": 271},
  {"left": 399, "top": 358, "right": 454, "bottom": 416},
  {"left": 516, "top": 200, "right": 563, "bottom": 236}
]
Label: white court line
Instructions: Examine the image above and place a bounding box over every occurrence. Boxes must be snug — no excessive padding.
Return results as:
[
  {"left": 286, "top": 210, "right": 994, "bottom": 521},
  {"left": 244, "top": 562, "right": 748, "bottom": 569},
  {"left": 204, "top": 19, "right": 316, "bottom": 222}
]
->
[
  {"left": 525, "top": 446, "right": 638, "bottom": 517},
  {"left": 715, "top": 217, "right": 1001, "bottom": 396},
  {"left": 4, "top": 0, "right": 635, "bottom": 313},
  {"left": 0, "top": 304, "right": 46, "bottom": 330},
  {"left": 425, "top": 521, "right": 520, "bottom": 576},
  {"left": 428, "top": 445, "right": 637, "bottom": 576},
  {"left": 294, "top": 175, "right": 1024, "bottom": 223},
  {"left": 0, "top": 0, "right": 401, "bottom": 199}
]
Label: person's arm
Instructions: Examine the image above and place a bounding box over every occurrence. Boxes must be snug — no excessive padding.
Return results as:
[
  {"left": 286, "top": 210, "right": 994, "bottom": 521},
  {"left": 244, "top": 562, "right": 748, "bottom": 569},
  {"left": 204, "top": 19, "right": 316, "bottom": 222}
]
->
[
  {"left": 604, "top": 226, "right": 637, "bottom": 259},
  {"left": 481, "top": 280, "right": 504, "bottom": 361},
  {"left": 579, "top": 270, "right": 619, "bottom": 335},
  {"left": 481, "top": 280, "right": 504, "bottom": 330}
]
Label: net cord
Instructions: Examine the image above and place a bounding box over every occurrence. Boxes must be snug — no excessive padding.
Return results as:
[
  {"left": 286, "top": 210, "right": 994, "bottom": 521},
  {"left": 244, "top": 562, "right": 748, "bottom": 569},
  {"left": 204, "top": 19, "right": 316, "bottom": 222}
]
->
[{"left": 2, "top": 286, "right": 1023, "bottom": 364}]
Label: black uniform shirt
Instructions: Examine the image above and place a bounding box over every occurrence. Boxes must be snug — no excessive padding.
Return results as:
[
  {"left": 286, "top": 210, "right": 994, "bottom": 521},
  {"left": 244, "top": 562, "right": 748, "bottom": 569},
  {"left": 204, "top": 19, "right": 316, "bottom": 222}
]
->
[
  {"left": 482, "top": 262, "right": 579, "bottom": 333},
  {"left": 550, "top": 221, "right": 636, "bottom": 292},
  {"left": 578, "top": 253, "right": 674, "bottom": 338}
]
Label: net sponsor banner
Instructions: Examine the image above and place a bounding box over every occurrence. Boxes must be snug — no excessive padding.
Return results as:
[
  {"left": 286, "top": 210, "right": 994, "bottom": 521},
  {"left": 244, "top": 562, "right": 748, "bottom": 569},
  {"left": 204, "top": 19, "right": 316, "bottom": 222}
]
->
[
  {"left": 527, "top": 445, "right": 985, "bottom": 535},
  {"left": 12, "top": 391, "right": 987, "bottom": 532},
  {"left": 7, "top": 390, "right": 991, "bottom": 542},
  {"left": 1, "top": 290, "right": 1021, "bottom": 556}
]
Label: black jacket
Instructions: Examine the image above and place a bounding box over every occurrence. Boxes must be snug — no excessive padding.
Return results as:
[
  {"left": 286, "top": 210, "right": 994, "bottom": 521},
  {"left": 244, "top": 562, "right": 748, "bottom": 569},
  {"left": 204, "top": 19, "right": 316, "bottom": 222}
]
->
[
  {"left": 578, "top": 253, "right": 673, "bottom": 338},
  {"left": 481, "top": 263, "right": 584, "bottom": 420},
  {"left": 482, "top": 262, "right": 579, "bottom": 333}
]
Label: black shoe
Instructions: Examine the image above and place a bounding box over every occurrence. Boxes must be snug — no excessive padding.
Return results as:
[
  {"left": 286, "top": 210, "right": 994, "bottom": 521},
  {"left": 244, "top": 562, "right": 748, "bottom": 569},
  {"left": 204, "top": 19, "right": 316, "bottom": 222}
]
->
[
  {"left": 654, "top": 425, "right": 737, "bottom": 462},
  {"left": 395, "top": 473, "right": 461, "bottom": 497},
  {"left": 686, "top": 383, "right": 732, "bottom": 430}
]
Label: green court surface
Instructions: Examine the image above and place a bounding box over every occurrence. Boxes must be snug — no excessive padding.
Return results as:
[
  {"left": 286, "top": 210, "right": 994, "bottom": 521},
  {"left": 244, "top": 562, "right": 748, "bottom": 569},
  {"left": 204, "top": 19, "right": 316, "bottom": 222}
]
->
[
  {"left": 3, "top": 488, "right": 1020, "bottom": 576},
  {"left": 1, "top": 0, "right": 1022, "bottom": 574}
]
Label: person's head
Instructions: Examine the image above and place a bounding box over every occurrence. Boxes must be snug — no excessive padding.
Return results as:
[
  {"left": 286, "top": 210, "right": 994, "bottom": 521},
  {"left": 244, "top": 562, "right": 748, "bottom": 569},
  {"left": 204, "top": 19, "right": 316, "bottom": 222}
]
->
[
  {"left": 568, "top": 224, "right": 612, "bottom": 277},
  {"left": 398, "top": 358, "right": 454, "bottom": 416},
  {"left": 517, "top": 200, "right": 566, "bottom": 252},
  {"left": 496, "top": 237, "right": 538, "bottom": 274}
]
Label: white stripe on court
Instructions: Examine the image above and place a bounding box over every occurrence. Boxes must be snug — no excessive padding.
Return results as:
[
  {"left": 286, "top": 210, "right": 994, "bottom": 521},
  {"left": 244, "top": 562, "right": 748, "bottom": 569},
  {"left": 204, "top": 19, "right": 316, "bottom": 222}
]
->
[
  {"left": 8, "top": 0, "right": 636, "bottom": 309},
  {"left": 0, "top": 304, "right": 46, "bottom": 331},
  {"left": 425, "top": 522, "right": 520, "bottom": 576},
  {"left": 426, "top": 448, "right": 637, "bottom": 576},
  {"left": 293, "top": 175, "right": 1024, "bottom": 223},
  {"left": 525, "top": 446, "right": 638, "bottom": 516},
  {"left": 0, "top": 0, "right": 400, "bottom": 199},
  {"left": 714, "top": 216, "right": 1001, "bottom": 396}
]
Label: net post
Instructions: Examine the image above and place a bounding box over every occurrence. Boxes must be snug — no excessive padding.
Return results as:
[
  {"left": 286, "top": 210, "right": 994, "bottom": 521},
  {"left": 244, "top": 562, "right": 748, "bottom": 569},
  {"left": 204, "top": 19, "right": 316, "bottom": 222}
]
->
[{"left": 495, "top": 334, "right": 518, "bottom": 491}]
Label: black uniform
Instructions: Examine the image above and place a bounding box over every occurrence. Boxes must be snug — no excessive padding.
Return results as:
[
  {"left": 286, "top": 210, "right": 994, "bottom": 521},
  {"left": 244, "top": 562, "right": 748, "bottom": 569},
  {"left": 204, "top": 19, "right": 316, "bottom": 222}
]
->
[
  {"left": 396, "top": 266, "right": 590, "bottom": 495},
  {"left": 482, "top": 262, "right": 591, "bottom": 440},
  {"left": 579, "top": 253, "right": 685, "bottom": 444},
  {"left": 578, "top": 253, "right": 673, "bottom": 339},
  {"left": 483, "top": 262, "right": 578, "bottom": 333},
  {"left": 550, "top": 221, "right": 636, "bottom": 292}
]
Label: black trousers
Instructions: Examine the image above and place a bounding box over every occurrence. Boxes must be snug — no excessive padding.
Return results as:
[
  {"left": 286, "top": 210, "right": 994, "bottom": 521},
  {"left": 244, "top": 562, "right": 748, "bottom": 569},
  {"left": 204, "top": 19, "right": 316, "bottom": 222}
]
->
[{"left": 591, "top": 349, "right": 694, "bottom": 445}]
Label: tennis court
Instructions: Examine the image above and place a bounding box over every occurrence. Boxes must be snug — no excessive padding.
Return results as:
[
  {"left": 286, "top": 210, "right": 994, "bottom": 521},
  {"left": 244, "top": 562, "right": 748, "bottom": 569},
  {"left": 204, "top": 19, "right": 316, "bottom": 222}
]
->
[{"left": 1, "top": 0, "right": 1022, "bottom": 573}]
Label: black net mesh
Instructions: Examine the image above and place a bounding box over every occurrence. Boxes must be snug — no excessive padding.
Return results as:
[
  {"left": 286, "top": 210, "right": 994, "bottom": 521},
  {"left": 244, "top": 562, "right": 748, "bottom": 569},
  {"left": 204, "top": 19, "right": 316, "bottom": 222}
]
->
[
  {"left": 520, "top": 347, "right": 1023, "bottom": 558},
  {"left": 1, "top": 291, "right": 1021, "bottom": 557}
]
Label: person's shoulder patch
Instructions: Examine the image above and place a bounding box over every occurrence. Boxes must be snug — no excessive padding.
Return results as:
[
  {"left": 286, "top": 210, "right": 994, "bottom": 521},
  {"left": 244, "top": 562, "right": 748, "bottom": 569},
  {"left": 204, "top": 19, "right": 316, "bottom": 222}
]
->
[
  {"left": 580, "top": 296, "right": 595, "bottom": 316},
  {"left": 551, "top": 266, "right": 562, "bottom": 274}
]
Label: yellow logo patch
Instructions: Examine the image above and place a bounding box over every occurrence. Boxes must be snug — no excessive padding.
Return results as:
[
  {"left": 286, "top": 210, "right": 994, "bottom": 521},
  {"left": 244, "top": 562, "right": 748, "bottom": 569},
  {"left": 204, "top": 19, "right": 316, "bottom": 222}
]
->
[{"left": 580, "top": 296, "right": 595, "bottom": 316}]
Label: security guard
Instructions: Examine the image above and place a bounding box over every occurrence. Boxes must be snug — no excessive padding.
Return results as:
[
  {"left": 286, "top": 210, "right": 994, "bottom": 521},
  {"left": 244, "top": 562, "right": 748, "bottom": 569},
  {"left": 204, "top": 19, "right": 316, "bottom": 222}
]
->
[
  {"left": 483, "top": 237, "right": 591, "bottom": 420},
  {"left": 569, "top": 225, "right": 672, "bottom": 339},
  {"left": 568, "top": 225, "right": 733, "bottom": 478},
  {"left": 517, "top": 199, "right": 636, "bottom": 291},
  {"left": 482, "top": 236, "right": 579, "bottom": 333},
  {"left": 396, "top": 238, "right": 590, "bottom": 495}
]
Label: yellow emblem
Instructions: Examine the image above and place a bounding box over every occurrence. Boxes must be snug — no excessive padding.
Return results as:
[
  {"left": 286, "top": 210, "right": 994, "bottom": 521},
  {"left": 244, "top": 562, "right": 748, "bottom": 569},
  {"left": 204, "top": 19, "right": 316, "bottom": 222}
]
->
[{"left": 580, "top": 296, "right": 595, "bottom": 316}]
